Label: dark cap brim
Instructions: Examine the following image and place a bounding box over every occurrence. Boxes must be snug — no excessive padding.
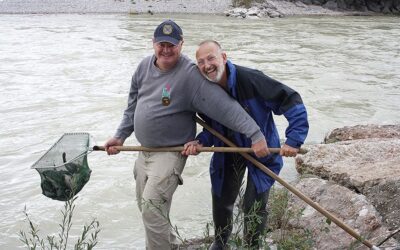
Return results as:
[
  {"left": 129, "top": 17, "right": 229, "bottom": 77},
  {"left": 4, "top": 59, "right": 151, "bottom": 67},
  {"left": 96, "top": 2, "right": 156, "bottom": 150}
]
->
[{"left": 154, "top": 36, "right": 180, "bottom": 45}]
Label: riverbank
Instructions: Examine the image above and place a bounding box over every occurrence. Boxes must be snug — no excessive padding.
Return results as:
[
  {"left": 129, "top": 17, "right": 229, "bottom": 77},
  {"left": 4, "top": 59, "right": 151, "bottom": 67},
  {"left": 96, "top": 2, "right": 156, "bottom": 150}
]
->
[
  {"left": 0, "top": 0, "right": 387, "bottom": 15},
  {"left": 0, "top": 0, "right": 229, "bottom": 14},
  {"left": 181, "top": 124, "right": 400, "bottom": 249},
  {"left": 291, "top": 124, "right": 400, "bottom": 248}
]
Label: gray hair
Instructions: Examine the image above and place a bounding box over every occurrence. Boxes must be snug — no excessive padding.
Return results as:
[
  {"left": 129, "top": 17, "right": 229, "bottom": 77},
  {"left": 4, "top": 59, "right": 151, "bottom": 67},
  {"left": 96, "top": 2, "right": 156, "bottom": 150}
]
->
[{"left": 198, "top": 40, "right": 223, "bottom": 51}]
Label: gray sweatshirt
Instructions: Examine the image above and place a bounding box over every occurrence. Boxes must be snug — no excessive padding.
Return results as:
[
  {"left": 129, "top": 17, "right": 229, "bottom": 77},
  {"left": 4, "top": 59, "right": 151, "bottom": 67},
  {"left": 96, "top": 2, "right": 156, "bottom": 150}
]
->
[{"left": 115, "top": 54, "right": 264, "bottom": 147}]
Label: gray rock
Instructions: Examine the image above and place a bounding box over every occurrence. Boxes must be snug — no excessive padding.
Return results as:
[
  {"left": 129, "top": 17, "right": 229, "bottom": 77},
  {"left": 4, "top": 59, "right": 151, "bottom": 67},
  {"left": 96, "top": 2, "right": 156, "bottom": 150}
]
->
[
  {"left": 246, "top": 6, "right": 260, "bottom": 16},
  {"left": 225, "top": 7, "right": 248, "bottom": 18},
  {"left": 230, "top": 12, "right": 244, "bottom": 18},
  {"left": 311, "top": 0, "right": 325, "bottom": 5},
  {"left": 287, "top": 178, "right": 398, "bottom": 249},
  {"left": 233, "top": 7, "right": 248, "bottom": 14},
  {"left": 366, "top": 0, "right": 383, "bottom": 12},
  {"left": 296, "top": 138, "right": 400, "bottom": 192},
  {"left": 395, "top": 0, "right": 400, "bottom": 10},
  {"left": 324, "top": 124, "right": 400, "bottom": 144},
  {"left": 301, "top": 0, "right": 314, "bottom": 5},
  {"left": 246, "top": 15, "right": 260, "bottom": 19},
  {"left": 324, "top": 0, "right": 338, "bottom": 9},
  {"left": 381, "top": 0, "right": 393, "bottom": 13},
  {"left": 267, "top": 9, "right": 283, "bottom": 17},
  {"left": 263, "top": 0, "right": 279, "bottom": 9},
  {"left": 364, "top": 178, "right": 400, "bottom": 231},
  {"left": 297, "top": 124, "right": 400, "bottom": 243},
  {"left": 382, "top": 6, "right": 391, "bottom": 13},
  {"left": 257, "top": 11, "right": 268, "bottom": 17},
  {"left": 223, "top": 9, "right": 232, "bottom": 15},
  {"left": 391, "top": 6, "right": 400, "bottom": 13},
  {"left": 295, "top": 0, "right": 309, "bottom": 8},
  {"left": 337, "top": 0, "right": 348, "bottom": 9}
]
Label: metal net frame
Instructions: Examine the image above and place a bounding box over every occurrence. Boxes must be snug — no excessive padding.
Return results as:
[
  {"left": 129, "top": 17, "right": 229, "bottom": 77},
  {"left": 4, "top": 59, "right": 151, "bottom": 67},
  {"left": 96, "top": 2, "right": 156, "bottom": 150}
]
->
[{"left": 31, "top": 133, "right": 94, "bottom": 201}]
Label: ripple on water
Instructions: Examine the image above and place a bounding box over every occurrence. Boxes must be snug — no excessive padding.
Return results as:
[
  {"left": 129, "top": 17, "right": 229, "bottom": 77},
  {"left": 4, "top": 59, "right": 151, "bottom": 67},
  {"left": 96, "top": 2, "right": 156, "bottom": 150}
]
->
[{"left": 1, "top": 14, "right": 400, "bottom": 249}]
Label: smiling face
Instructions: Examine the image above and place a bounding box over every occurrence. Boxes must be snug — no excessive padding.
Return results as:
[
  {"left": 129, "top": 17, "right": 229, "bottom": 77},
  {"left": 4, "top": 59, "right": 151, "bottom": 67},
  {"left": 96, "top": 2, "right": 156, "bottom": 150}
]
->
[
  {"left": 196, "top": 42, "right": 227, "bottom": 84},
  {"left": 153, "top": 40, "right": 183, "bottom": 71}
]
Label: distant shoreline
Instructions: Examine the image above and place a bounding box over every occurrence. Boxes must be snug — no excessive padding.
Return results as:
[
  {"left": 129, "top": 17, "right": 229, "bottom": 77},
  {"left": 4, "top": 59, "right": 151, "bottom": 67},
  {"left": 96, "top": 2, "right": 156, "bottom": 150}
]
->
[
  {"left": 0, "top": 0, "right": 229, "bottom": 14},
  {"left": 0, "top": 0, "right": 381, "bottom": 16}
]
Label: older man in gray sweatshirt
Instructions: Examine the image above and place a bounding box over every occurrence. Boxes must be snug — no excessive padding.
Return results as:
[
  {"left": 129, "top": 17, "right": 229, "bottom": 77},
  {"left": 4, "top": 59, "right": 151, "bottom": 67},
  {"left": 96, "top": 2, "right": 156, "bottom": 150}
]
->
[{"left": 104, "top": 20, "right": 269, "bottom": 250}]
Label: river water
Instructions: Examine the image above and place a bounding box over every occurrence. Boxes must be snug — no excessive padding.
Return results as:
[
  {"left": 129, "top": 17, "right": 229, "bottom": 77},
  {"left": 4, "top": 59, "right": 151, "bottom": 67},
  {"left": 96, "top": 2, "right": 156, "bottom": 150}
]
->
[{"left": 0, "top": 14, "right": 399, "bottom": 249}]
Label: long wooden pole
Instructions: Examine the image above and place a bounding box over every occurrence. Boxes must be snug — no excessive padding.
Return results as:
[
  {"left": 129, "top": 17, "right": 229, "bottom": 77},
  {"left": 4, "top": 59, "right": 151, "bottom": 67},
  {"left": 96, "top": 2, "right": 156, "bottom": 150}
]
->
[
  {"left": 195, "top": 116, "right": 377, "bottom": 249},
  {"left": 93, "top": 145, "right": 307, "bottom": 154}
]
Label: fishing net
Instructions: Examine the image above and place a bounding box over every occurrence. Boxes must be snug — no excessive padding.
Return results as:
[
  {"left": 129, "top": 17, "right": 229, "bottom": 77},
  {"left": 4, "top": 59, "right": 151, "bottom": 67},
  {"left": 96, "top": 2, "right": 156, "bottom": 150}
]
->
[{"left": 31, "top": 133, "right": 94, "bottom": 201}]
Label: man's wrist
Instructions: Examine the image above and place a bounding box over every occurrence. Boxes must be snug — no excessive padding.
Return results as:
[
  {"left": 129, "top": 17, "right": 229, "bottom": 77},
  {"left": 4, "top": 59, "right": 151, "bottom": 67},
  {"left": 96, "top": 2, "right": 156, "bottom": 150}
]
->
[
  {"left": 250, "top": 131, "right": 265, "bottom": 145},
  {"left": 285, "top": 138, "right": 301, "bottom": 148}
]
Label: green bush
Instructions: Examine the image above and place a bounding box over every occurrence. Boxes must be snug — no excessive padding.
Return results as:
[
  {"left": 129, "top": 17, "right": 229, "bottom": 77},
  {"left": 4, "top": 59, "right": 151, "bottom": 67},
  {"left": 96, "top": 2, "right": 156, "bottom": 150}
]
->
[
  {"left": 205, "top": 186, "right": 315, "bottom": 249},
  {"left": 19, "top": 197, "right": 100, "bottom": 250}
]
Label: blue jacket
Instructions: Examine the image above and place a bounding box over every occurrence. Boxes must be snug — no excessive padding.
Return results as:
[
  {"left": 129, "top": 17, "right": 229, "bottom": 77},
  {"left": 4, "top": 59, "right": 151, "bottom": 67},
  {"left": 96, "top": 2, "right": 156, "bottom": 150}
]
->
[{"left": 196, "top": 61, "right": 309, "bottom": 197}]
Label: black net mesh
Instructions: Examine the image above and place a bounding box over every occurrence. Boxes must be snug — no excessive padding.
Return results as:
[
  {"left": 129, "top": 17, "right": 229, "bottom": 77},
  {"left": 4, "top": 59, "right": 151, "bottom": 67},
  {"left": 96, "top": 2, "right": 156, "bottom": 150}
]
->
[{"left": 31, "top": 133, "right": 93, "bottom": 201}]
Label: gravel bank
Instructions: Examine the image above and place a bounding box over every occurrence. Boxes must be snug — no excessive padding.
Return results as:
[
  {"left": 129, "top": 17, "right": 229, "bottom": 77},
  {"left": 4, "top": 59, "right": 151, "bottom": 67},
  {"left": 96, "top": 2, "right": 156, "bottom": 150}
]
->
[
  {"left": 0, "top": 0, "right": 356, "bottom": 15},
  {"left": 0, "top": 0, "right": 231, "bottom": 14},
  {"left": 132, "top": 0, "right": 231, "bottom": 14},
  {"left": 0, "top": 0, "right": 131, "bottom": 14}
]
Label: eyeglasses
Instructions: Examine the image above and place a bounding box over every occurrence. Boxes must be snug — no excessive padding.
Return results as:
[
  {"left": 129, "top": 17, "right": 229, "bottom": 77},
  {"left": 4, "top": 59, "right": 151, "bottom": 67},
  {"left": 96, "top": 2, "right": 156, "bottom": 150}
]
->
[{"left": 197, "top": 55, "right": 217, "bottom": 66}]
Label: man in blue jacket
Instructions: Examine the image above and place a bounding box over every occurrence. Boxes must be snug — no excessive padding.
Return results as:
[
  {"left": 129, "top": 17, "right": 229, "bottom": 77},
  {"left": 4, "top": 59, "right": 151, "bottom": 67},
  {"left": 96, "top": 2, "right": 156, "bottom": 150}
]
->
[{"left": 183, "top": 40, "right": 309, "bottom": 249}]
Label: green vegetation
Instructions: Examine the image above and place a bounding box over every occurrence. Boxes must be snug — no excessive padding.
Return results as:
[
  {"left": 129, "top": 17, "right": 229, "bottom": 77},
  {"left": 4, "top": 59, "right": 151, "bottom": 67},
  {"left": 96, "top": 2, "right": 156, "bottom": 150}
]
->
[
  {"left": 267, "top": 187, "right": 314, "bottom": 249},
  {"left": 178, "top": 186, "right": 316, "bottom": 249},
  {"left": 141, "top": 199, "right": 186, "bottom": 244},
  {"left": 19, "top": 197, "right": 100, "bottom": 250}
]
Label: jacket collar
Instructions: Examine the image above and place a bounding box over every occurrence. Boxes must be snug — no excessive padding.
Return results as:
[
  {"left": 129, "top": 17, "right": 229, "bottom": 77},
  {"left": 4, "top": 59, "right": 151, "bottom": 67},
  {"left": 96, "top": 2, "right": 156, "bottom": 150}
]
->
[{"left": 226, "top": 60, "right": 238, "bottom": 98}]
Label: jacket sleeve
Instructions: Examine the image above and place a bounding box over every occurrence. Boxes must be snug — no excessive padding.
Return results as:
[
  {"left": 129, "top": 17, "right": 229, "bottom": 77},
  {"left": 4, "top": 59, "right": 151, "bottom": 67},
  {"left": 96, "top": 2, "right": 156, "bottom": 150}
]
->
[
  {"left": 191, "top": 78, "right": 264, "bottom": 145},
  {"left": 282, "top": 104, "right": 308, "bottom": 148},
  {"left": 195, "top": 114, "right": 214, "bottom": 147},
  {"left": 114, "top": 72, "right": 138, "bottom": 141},
  {"left": 246, "top": 69, "right": 309, "bottom": 148}
]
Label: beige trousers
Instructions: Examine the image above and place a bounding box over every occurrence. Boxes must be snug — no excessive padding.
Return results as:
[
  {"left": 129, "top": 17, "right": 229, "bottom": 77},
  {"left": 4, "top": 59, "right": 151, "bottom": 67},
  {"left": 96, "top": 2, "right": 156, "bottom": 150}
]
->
[{"left": 134, "top": 151, "right": 187, "bottom": 250}]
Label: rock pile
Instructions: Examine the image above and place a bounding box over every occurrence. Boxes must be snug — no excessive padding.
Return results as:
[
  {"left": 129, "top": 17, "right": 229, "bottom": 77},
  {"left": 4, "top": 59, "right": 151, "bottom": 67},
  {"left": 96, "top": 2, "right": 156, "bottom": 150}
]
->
[
  {"left": 224, "top": 0, "right": 352, "bottom": 18},
  {"left": 224, "top": 3, "right": 283, "bottom": 18},
  {"left": 288, "top": 178, "right": 396, "bottom": 249},
  {"left": 297, "top": 0, "right": 400, "bottom": 14},
  {"left": 225, "top": 0, "right": 400, "bottom": 18},
  {"left": 294, "top": 124, "right": 400, "bottom": 245}
]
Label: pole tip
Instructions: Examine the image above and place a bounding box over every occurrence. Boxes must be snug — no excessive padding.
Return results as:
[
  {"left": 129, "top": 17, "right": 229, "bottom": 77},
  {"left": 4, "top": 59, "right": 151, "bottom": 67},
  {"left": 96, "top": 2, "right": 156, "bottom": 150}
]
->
[{"left": 371, "top": 246, "right": 380, "bottom": 250}]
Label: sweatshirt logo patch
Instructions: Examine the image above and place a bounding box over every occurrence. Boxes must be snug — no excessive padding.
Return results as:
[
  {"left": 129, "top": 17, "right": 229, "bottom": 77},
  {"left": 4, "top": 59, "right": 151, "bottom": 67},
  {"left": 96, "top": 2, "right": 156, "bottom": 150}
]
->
[{"left": 161, "top": 84, "right": 171, "bottom": 106}]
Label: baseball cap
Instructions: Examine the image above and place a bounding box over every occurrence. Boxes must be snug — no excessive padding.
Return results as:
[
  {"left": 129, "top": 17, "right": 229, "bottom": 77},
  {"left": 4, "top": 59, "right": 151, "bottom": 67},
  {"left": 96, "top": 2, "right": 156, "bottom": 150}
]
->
[{"left": 154, "top": 20, "right": 183, "bottom": 45}]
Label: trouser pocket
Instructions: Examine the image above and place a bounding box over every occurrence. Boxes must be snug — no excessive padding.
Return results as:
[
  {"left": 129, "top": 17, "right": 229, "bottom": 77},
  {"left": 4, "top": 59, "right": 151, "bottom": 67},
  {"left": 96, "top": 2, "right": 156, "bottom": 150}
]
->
[
  {"left": 158, "top": 152, "right": 186, "bottom": 201},
  {"left": 142, "top": 152, "right": 186, "bottom": 203}
]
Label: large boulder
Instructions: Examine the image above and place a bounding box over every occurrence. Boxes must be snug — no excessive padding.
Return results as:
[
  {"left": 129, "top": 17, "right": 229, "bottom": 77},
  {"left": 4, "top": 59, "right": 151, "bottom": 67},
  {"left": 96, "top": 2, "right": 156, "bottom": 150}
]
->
[
  {"left": 287, "top": 178, "right": 398, "bottom": 249},
  {"left": 324, "top": 124, "right": 400, "bottom": 143},
  {"left": 296, "top": 124, "right": 400, "bottom": 241},
  {"left": 296, "top": 138, "right": 400, "bottom": 192},
  {"left": 363, "top": 178, "right": 400, "bottom": 232}
]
